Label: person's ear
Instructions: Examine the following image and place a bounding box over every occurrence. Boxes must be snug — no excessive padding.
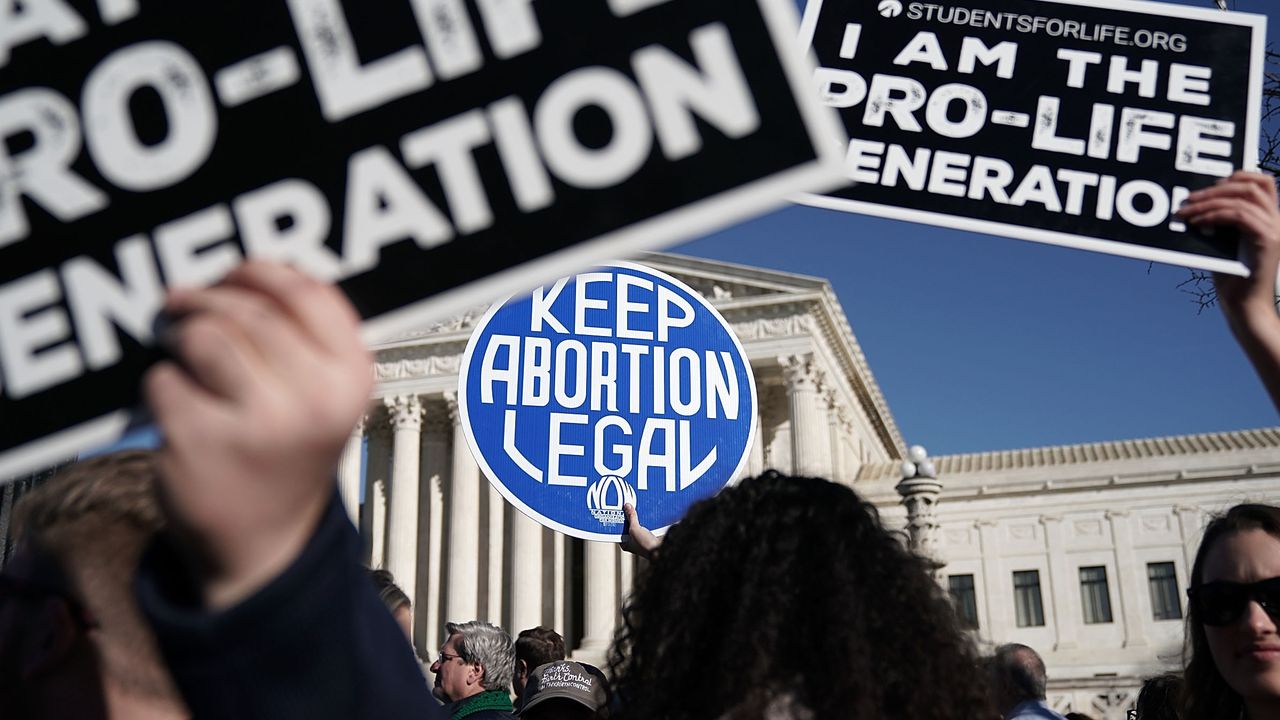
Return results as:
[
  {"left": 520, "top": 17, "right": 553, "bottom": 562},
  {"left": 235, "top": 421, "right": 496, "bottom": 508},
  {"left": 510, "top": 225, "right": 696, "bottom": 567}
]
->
[
  {"left": 517, "top": 659, "right": 528, "bottom": 681},
  {"left": 19, "top": 597, "right": 80, "bottom": 680},
  {"left": 469, "top": 662, "right": 485, "bottom": 688}
]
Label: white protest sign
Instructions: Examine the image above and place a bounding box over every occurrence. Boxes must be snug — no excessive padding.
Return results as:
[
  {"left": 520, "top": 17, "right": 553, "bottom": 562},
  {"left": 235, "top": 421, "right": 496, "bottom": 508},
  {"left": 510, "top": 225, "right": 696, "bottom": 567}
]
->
[
  {"left": 0, "top": 0, "right": 845, "bottom": 480},
  {"left": 800, "top": 0, "right": 1266, "bottom": 273}
]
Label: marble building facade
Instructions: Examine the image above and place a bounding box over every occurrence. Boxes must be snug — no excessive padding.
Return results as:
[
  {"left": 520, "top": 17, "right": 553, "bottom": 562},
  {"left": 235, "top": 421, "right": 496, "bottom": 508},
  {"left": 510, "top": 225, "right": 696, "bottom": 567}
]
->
[
  {"left": 861, "top": 428, "right": 1280, "bottom": 718},
  {"left": 348, "top": 253, "right": 905, "bottom": 668},
  {"left": 350, "top": 252, "right": 1280, "bottom": 718}
]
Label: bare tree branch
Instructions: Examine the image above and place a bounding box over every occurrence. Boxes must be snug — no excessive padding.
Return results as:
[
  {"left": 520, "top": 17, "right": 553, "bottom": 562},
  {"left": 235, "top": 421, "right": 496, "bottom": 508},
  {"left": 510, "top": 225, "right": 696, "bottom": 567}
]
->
[{"left": 1181, "top": 45, "right": 1279, "bottom": 308}]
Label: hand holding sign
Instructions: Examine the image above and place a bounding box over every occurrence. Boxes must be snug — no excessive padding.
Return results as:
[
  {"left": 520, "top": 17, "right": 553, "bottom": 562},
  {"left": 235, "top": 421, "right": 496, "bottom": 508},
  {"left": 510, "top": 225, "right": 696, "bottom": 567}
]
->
[
  {"left": 144, "top": 261, "right": 372, "bottom": 608},
  {"left": 1177, "top": 170, "right": 1280, "bottom": 412},
  {"left": 1185, "top": 171, "right": 1280, "bottom": 312},
  {"left": 621, "top": 503, "right": 661, "bottom": 560}
]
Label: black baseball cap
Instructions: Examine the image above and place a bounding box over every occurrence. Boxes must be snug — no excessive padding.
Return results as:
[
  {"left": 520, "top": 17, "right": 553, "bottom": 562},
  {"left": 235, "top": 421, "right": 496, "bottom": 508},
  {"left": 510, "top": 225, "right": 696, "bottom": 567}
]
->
[{"left": 518, "top": 660, "right": 608, "bottom": 716}]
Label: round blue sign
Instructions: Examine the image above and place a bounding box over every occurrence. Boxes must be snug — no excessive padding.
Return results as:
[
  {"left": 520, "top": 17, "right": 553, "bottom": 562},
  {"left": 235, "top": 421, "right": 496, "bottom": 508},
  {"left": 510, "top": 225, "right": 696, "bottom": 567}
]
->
[{"left": 458, "top": 262, "right": 757, "bottom": 542}]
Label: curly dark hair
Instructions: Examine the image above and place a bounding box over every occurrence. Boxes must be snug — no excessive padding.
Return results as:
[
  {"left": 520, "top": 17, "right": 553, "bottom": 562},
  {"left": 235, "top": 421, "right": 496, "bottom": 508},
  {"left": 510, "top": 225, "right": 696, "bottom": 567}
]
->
[
  {"left": 607, "top": 470, "right": 992, "bottom": 720},
  {"left": 1181, "top": 503, "right": 1280, "bottom": 720}
]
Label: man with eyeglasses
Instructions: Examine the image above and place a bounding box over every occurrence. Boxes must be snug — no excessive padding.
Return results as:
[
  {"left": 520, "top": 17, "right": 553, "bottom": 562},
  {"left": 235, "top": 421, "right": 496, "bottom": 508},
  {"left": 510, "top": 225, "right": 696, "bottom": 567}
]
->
[{"left": 430, "top": 620, "right": 518, "bottom": 719}]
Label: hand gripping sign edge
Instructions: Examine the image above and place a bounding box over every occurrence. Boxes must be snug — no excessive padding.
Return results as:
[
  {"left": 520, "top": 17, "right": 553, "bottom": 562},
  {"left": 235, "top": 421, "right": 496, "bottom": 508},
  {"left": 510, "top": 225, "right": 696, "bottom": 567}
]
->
[{"left": 457, "top": 261, "right": 758, "bottom": 542}]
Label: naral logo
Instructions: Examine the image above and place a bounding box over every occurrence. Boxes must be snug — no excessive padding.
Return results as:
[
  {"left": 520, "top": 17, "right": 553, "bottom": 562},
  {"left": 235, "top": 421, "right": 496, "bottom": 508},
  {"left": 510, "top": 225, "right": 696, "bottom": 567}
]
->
[
  {"left": 586, "top": 475, "right": 636, "bottom": 527},
  {"left": 878, "top": 0, "right": 902, "bottom": 18}
]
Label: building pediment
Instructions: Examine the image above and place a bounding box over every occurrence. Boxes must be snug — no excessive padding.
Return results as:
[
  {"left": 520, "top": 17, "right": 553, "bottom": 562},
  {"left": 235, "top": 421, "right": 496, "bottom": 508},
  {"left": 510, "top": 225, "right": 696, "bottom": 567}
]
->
[
  {"left": 369, "top": 252, "right": 906, "bottom": 459},
  {"left": 373, "top": 252, "right": 830, "bottom": 344}
]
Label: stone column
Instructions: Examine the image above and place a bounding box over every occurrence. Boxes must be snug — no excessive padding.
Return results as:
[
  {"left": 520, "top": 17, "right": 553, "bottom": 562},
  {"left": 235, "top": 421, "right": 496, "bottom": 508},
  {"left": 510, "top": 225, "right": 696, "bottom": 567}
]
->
[
  {"left": 539, "top": 528, "right": 556, "bottom": 627},
  {"left": 510, "top": 510, "right": 542, "bottom": 632},
  {"left": 779, "top": 355, "right": 833, "bottom": 478},
  {"left": 419, "top": 413, "right": 449, "bottom": 657},
  {"left": 1175, "top": 505, "right": 1202, "bottom": 572},
  {"left": 758, "top": 385, "right": 785, "bottom": 472},
  {"left": 838, "top": 406, "right": 859, "bottom": 479},
  {"left": 364, "top": 412, "right": 392, "bottom": 567},
  {"left": 577, "top": 541, "right": 617, "bottom": 667},
  {"left": 487, "top": 486, "right": 505, "bottom": 624},
  {"left": 977, "top": 520, "right": 1009, "bottom": 639},
  {"left": 824, "top": 388, "right": 845, "bottom": 484},
  {"left": 337, "top": 416, "right": 365, "bottom": 526},
  {"left": 372, "top": 480, "right": 388, "bottom": 568},
  {"left": 1108, "top": 510, "right": 1148, "bottom": 648},
  {"left": 553, "top": 531, "right": 567, "bottom": 632},
  {"left": 445, "top": 392, "right": 481, "bottom": 623},
  {"left": 385, "top": 394, "right": 424, "bottom": 617},
  {"left": 619, "top": 550, "right": 634, "bottom": 610},
  {"left": 1040, "top": 515, "right": 1079, "bottom": 650},
  {"left": 747, "top": 412, "right": 765, "bottom": 477}
]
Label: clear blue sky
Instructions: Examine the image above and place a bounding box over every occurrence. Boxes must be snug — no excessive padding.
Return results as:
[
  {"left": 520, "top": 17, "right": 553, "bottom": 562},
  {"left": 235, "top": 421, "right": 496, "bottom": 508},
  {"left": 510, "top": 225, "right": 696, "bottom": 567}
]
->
[{"left": 674, "top": 0, "right": 1279, "bottom": 456}]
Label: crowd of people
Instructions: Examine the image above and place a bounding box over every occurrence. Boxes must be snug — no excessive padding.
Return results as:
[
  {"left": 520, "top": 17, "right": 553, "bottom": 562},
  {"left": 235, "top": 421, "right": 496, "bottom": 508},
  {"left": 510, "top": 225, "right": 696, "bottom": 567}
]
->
[{"left": 0, "top": 171, "right": 1278, "bottom": 719}]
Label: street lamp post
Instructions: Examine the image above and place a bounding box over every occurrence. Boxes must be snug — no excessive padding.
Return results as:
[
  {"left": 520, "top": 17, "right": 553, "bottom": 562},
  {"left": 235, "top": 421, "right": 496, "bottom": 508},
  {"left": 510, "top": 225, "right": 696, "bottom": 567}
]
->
[{"left": 896, "top": 444, "right": 944, "bottom": 570}]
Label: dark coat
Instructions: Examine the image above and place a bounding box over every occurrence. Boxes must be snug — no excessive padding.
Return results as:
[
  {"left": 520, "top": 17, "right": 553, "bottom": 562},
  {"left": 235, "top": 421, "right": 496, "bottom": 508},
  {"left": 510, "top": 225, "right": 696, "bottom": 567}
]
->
[
  {"left": 446, "top": 690, "right": 517, "bottom": 720},
  {"left": 136, "top": 494, "right": 444, "bottom": 719}
]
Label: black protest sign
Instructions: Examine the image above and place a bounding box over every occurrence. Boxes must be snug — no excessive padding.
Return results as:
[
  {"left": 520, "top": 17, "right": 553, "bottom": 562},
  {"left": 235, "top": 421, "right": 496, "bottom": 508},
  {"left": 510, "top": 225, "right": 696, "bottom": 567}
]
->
[
  {"left": 0, "top": 0, "right": 844, "bottom": 480},
  {"left": 799, "top": 0, "right": 1266, "bottom": 272}
]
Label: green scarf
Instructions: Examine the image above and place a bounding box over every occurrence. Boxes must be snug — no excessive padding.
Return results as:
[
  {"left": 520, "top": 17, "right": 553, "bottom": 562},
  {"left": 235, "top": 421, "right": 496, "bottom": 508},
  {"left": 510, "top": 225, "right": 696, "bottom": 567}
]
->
[{"left": 452, "top": 690, "right": 513, "bottom": 720}]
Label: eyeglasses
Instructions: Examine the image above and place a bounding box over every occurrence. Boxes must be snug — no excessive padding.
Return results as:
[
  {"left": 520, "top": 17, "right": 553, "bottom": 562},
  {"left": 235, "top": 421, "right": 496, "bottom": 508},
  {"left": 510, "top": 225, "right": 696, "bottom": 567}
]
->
[
  {"left": 435, "top": 651, "right": 462, "bottom": 664},
  {"left": 1188, "top": 577, "right": 1280, "bottom": 627}
]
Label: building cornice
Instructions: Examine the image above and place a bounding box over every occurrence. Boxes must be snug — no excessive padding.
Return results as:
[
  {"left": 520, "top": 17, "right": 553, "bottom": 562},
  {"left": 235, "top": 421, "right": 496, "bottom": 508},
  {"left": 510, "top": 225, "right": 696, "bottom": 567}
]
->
[{"left": 856, "top": 427, "right": 1280, "bottom": 499}]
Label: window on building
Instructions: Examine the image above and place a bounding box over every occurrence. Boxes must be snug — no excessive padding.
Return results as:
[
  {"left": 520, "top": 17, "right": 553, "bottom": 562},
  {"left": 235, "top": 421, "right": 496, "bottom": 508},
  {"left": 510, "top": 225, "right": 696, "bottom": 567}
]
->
[
  {"left": 1013, "top": 570, "right": 1045, "bottom": 627},
  {"left": 1148, "top": 562, "right": 1182, "bottom": 621},
  {"left": 1079, "top": 566, "right": 1114, "bottom": 624},
  {"left": 948, "top": 574, "right": 979, "bottom": 629}
]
